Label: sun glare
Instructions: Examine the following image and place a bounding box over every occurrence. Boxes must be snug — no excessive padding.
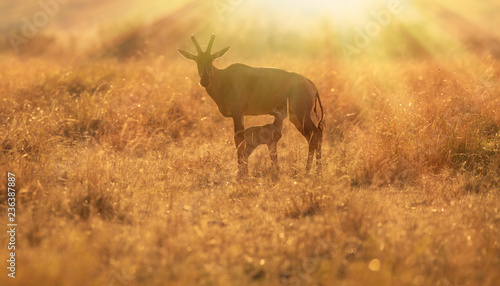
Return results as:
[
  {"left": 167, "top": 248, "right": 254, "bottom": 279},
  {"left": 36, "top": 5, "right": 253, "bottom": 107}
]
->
[{"left": 261, "top": 0, "right": 386, "bottom": 25}]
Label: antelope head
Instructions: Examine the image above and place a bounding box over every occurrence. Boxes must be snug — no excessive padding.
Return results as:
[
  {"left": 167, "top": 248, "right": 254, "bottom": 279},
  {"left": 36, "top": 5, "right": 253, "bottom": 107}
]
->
[
  {"left": 178, "top": 34, "right": 230, "bottom": 87},
  {"left": 272, "top": 107, "right": 288, "bottom": 120}
]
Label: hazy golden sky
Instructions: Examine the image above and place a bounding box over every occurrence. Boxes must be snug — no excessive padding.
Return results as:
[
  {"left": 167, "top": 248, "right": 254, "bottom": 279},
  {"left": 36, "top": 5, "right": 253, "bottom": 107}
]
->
[{"left": 2, "top": 0, "right": 500, "bottom": 59}]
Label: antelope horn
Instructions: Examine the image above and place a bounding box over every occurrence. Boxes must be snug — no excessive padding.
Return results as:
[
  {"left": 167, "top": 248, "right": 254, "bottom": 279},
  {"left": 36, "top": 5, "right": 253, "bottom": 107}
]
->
[
  {"left": 206, "top": 34, "right": 215, "bottom": 53},
  {"left": 191, "top": 34, "right": 203, "bottom": 54}
]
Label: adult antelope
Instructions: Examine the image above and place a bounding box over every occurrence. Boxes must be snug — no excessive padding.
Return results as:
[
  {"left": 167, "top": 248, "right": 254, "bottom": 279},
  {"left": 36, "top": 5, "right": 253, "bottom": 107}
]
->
[{"left": 178, "top": 34, "right": 324, "bottom": 178}]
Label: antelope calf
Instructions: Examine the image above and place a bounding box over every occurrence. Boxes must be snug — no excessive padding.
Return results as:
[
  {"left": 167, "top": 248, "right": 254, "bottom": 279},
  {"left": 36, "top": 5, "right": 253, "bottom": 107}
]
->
[
  {"left": 241, "top": 107, "right": 287, "bottom": 174},
  {"left": 179, "top": 34, "right": 324, "bottom": 178}
]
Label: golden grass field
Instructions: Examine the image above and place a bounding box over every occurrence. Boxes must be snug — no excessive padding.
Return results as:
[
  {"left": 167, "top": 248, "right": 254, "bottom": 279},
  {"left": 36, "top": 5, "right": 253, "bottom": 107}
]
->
[{"left": 1, "top": 0, "right": 500, "bottom": 285}]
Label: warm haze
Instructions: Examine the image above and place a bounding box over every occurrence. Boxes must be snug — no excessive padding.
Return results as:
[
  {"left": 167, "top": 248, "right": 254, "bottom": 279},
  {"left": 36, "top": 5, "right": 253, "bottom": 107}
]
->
[{"left": 0, "top": 0, "right": 499, "bottom": 285}]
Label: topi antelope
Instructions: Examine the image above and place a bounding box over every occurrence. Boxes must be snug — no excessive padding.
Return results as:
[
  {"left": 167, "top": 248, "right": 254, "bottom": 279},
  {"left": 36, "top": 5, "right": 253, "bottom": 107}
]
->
[
  {"left": 178, "top": 34, "right": 324, "bottom": 178},
  {"left": 241, "top": 107, "right": 287, "bottom": 175}
]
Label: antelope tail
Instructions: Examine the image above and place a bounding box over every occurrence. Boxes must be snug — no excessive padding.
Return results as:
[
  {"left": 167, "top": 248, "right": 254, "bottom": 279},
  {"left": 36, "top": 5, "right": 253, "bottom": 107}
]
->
[{"left": 313, "top": 91, "right": 325, "bottom": 132}]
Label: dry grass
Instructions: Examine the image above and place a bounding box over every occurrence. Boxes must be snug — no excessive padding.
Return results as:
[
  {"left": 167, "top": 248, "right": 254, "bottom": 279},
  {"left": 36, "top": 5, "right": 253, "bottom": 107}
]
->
[
  {"left": 0, "top": 51, "right": 498, "bottom": 286},
  {"left": 1, "top": 1, "right": 500, "bottom": 283}
]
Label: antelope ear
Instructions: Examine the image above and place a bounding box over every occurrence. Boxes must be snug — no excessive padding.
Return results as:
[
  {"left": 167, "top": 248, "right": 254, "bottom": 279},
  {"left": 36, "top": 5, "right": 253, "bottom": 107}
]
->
[
  {"left": 211, "top": 46, "right": 230, "bottom": 60},
  {"left": 178, "top": 49, "right": 197, "bottom": 61}
]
